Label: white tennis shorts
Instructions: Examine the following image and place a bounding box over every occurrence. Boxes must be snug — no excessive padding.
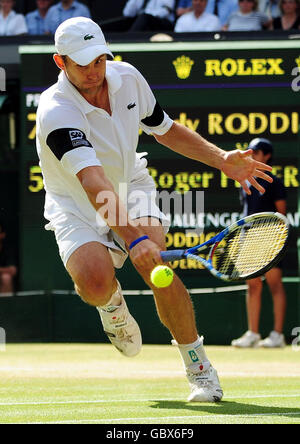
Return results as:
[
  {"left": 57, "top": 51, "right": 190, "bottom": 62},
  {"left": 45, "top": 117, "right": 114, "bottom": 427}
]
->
[{"left": 45, "top": 157, "right": 170, "bottom": 269}]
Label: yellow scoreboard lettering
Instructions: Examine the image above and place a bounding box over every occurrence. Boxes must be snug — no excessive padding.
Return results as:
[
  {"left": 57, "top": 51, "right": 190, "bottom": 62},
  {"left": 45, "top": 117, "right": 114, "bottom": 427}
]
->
[
  {"left": 158, "top": 172, "right": 173, "bottom": 189},
  {"left": 175, "top": 172, "right": 191, "bottom": 193},
  {"left": 291, "top": 112, "right": 299, "bottom": 133},
  {"left": 220, "top": 171, "right": 241, "bottom": 189},
  {"left": 221, "top": 58, "right": 237, "bottom": 77},
  {"left": 251, "top": 59, "right": 267, "bottom": 75},
  {"left": 174, "top": 111, "right": 298, "bottom": 136},
  {"left": 208, "top": 113, "right": 224, "bottom": 134},
  {"left": 208, "top": 111, "right": 298, "bottom": 135},
  {"left": 284, "top": 166, "right": 299, "bottom": 187},
  {"left": 27, "top": 113, "right": 37, "bottom": 140},
  {"left": 205, "top": 58, "right": 284, "bottom": 77},
  {"left": 28, "top": 165, "right": 44, "bottom": 192},
  {"left": 270, "top": 112, "right": 290, "bottom": 134},
  {"left": 225, "top": 113, "right": 249, "bottom": 135},
  {"left": 148, "top": 168, "right": 215, "bottom": 192},
  {"left": 236, "top": 59, "right": 252, "bottom": 76},
  {"left": 248, "top": 113, "right": 268, "bottom": 134},
  {"left": 175, "top": 113, "right": 200, "bottom": 132}
]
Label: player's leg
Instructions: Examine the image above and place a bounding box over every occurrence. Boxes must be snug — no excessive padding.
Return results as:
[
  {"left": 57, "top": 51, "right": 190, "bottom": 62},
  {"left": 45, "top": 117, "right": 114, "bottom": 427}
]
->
[
  {"left": 130, "top": 219, "right": 197, "bottom": 344},
  {"left": 65, "top": 241, "right": 142, "bottom": 357},
  {"left": 131, "top": 217, "right": 223, "bottom": 402},
  {"left": 259, "top": 267, "right": 286, "bottom": 348},
  {"left": 66, "top": 241, "right": 117, "bottom": 306},
  {"left": 231, "top": 277, "right": 262, "bottom": 348}
]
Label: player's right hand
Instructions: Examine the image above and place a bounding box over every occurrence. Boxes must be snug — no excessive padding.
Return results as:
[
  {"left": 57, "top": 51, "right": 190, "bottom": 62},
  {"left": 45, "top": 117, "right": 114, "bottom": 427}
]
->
[{"left": 129, "top": 238, "right": 164, "bottom": 271}]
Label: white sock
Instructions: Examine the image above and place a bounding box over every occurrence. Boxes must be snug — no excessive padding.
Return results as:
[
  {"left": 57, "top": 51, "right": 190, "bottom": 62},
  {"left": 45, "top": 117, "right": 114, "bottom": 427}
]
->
[
  {"left": 97, "top": 281, "right": 122, "bottom": 313},
  {"left": 173, "top": 336, "right": 210, "bottom": 370}
]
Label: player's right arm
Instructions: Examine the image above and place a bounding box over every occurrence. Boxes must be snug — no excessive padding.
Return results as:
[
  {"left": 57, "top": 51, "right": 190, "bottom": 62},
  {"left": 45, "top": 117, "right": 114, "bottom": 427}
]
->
[{"left": 76, "top": 165, "right": 163, "bottom": 269}]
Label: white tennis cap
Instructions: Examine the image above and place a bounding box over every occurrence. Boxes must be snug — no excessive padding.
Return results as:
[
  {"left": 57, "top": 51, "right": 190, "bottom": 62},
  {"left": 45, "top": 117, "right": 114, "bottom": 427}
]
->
[{"left": 55, "top": 17, "right": 113, "bottom": 66}]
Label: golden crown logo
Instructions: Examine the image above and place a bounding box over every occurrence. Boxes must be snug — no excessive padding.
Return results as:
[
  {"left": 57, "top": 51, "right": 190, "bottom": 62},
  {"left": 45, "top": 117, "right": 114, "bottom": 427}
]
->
[
  {"left": 236, "top": 142, "right": 249, "bottom": 151},
  {"left": 295, "top": 56, "right": 300, "bottom": 68},
  {"left": 173, "top": 56, "right": 194, "bottom": 79}
]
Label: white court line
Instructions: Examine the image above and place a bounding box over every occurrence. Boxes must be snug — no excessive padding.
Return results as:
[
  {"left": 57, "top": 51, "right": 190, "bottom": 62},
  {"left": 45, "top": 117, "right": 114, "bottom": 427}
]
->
[
  {"left": 0, "top": 393, "right": 300, "bottom": 407},
  {"left": 26, "top": 412, "right": 300, "bottom": 424}
]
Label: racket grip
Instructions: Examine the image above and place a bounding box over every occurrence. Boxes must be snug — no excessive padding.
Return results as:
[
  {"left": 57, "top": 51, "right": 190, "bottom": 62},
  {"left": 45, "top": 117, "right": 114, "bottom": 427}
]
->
[{"left": 161, "top": 250, "right": 185, "bottom": 262}]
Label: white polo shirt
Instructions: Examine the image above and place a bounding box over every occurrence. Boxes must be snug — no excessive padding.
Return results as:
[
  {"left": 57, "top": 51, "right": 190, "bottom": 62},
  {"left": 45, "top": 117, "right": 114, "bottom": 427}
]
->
[
  {"left": 36, "top": 61, "right": 173, "bottom": 232},
  {"left": 174, "top": 11, "right": 221, "bottom": 32},
  {"left": 0, "top": 10, "right": 28, "bottom": 35}
]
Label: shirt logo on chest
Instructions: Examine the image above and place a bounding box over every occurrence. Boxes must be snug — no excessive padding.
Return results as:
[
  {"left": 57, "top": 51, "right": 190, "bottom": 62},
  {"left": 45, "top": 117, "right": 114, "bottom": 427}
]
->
[{"left": 127, "top": 102, "right": 136, "bottom": 110}]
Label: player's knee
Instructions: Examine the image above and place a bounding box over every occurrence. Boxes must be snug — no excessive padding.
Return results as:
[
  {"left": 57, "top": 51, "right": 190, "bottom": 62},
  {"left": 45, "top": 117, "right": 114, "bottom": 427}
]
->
[{"left": 75, "top": 277, "right": 115, "bottom": 307}]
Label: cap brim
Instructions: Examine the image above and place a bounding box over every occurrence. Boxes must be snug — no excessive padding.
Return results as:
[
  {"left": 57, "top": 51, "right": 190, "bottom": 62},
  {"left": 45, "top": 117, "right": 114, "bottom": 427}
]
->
[{"left": 68, "top": 45, "right": 113, "bottom": 66}]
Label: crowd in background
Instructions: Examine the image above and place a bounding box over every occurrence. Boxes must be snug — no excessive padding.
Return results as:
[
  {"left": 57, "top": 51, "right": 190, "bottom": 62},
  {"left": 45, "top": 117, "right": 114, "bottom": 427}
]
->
[{"left": 0, "top": 0, "right": 300, "bottom": 36}]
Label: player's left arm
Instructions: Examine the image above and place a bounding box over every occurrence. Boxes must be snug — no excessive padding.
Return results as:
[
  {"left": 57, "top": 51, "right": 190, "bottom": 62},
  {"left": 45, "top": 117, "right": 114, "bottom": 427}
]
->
[{"left": 154, "top": 121, "right": 273, "bottom": 195}]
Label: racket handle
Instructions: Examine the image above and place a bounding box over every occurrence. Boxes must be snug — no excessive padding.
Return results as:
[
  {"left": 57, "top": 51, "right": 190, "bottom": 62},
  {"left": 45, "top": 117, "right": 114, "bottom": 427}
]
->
[{"left": 161, "top": 250, "right": 185, "bottom": 262}]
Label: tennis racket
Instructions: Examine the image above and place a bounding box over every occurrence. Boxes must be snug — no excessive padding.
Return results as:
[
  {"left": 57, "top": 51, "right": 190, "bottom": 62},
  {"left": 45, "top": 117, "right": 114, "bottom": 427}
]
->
[{"left": 161, "top": 212, "right": 290, "bottom": 282}]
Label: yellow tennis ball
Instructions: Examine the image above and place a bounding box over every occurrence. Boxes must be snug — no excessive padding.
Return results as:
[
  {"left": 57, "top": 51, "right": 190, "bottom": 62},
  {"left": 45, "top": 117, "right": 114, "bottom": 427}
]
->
[{"left": 150, "top": 265, "right": 174, "bottom": 288}]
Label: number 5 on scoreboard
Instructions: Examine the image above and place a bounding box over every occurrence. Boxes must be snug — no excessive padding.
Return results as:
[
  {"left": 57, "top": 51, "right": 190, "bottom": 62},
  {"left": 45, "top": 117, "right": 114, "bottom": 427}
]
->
[{"left": 28, "top": 165, "right": 44, "bottom": 193}]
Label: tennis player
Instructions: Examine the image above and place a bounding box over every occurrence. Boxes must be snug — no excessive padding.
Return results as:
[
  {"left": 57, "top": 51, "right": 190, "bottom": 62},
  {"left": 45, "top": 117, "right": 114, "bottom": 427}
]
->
[{"left": 36, "top": 17, "right": 273, "bottom": 402}]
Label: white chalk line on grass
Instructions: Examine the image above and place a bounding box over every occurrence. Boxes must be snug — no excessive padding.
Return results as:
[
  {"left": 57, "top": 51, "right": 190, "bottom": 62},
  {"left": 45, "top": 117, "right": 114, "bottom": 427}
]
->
[
  {"left": 1, "top": 369, "right": 300, "bottom": 378},
  {"left": 25, "top": 412, "right": 300, "bottom": 424},
  {"left": 0, "top": 393, "right": 300, "bottom": 407}
]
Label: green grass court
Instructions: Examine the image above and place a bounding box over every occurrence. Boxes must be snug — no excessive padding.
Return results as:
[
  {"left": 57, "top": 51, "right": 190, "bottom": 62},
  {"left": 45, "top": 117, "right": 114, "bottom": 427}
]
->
[{"left": 0, "top": 344, "right": 299, "bottom": 424}]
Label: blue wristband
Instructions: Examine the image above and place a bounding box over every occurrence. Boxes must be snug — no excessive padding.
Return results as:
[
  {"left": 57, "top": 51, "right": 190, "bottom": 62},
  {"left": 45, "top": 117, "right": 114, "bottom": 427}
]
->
[{"left": 129, "top": 235, "right": 149, "bottom": 250}]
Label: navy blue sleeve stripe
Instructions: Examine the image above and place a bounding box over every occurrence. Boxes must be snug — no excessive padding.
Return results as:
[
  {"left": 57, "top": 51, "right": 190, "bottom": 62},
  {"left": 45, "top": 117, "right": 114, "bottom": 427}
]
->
[
  {"left": 141, "top": 102, "right": 164, "bottom": 127},
  {"left": 46, "top": 128, "right": 93, "bottom": 161}
]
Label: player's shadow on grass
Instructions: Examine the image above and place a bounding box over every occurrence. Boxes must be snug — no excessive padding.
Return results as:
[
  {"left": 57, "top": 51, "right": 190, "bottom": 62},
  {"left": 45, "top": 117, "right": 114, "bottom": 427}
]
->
[{"left": 150, "top": 400, "right": 300, "bottom": 420}]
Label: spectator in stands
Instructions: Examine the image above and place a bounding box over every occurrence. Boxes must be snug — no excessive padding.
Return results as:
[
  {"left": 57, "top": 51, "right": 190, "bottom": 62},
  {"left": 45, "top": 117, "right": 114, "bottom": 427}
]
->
[
  {"left": 123, "top": 0, "right": 176, "bottom": 31},
  {"left": 223, "top": 0, "right": 271, "bottom": 30},
  {"left": 271, "top": 0, "right": 300, "bottom": 29},
  {"left": 0, "top": 0, "right": 28, "bottom": 35},
  {"left": 176, "top": 0, "right": 193, "bottom": 16},
  {"left": 259, "top": 0, "right": 281, "bottom": 19},
  {"left": 175, "top": 0, "right": 221, "bottom": 31},
  {"left": 26, "top": 0, "right": 53, "bottom": 35},
  {"left": 44, "top": 0, "right": 91, "bottom": 34},
  {"left": 0, "top": 224, "right": 17, "bottom": 294},
  {"left": 206, "top": 0, "right": 239, "bottom": 25}
]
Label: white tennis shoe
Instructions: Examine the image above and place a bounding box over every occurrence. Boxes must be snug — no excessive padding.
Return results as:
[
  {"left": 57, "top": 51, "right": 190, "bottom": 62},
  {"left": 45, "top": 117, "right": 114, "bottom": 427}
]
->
[
  {"left": 98, "top": 293, "right": 142, "bottom": 357},
  {"left": 186, "top": 364, "right": 223, "bottom": 402},
  {"left": 258, "top": 331, "right": 286, "bottom": 348},
  {"left": 231, "top": 330, "right": 261, "bottom": 348}
]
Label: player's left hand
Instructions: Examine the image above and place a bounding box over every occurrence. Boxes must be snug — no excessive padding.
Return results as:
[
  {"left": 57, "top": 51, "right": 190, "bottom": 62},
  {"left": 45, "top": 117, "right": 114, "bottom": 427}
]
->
[{"left": 221, "top": 149, "right": 273, "bottom": 195}]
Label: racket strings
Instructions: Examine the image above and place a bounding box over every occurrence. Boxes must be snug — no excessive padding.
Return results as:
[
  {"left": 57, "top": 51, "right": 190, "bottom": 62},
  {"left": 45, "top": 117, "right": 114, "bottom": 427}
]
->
[{"left": 214, "top": 217, "right": 288, "bottom": 278}]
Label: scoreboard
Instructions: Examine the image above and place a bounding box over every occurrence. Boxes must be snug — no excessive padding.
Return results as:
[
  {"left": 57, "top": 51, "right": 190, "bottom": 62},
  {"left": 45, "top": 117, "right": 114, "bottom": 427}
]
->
[{"left": 19, "top": 40, "right": 300, "bottom": 291}]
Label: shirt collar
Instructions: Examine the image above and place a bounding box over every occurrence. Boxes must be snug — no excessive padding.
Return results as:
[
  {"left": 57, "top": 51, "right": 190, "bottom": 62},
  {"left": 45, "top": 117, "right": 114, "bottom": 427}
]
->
[
  {"left": 58, "top": 63, "right": 122, "bottom": 114},
  {"left": 34, "top": 10, "right": 44, "bottom": 20},
  {"left": 0, "top": 10, "right": 16, "bottom": 20},
  {"left": 106, "top": 62, "right": 122, "bottom": 95}
]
